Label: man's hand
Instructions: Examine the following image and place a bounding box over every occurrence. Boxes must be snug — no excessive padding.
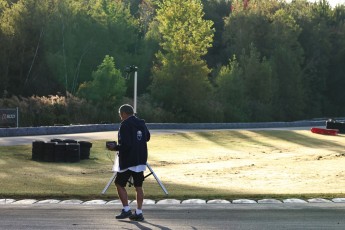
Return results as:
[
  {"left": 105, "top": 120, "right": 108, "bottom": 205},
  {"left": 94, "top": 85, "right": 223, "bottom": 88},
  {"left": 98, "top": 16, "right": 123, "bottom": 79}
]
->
[{"left": 106, "top": 141, "right": 117, "bottom": 150}]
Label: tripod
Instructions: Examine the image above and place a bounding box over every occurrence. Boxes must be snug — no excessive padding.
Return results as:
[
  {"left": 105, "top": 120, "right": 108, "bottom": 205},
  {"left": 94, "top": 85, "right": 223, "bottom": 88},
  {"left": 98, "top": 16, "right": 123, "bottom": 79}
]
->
[{"left": 101, "top": 162, "right": 168, "bottom": 195}]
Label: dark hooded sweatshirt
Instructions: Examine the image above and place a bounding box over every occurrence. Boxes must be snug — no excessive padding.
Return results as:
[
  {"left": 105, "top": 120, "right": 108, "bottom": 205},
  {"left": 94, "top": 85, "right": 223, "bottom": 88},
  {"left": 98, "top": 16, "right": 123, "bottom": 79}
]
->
[{"left": 115, "top": 115, "right": 150, "bottom": 170}]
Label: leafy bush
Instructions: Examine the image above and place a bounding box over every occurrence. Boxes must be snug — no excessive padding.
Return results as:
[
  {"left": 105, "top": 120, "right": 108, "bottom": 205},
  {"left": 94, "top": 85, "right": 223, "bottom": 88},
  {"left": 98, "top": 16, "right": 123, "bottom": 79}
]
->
[
  {"left": 136, "top": 94, "right": 176, "bottom": 122},
  {"left": 0, "top": 94, "right": 115, "bottom": 127}
]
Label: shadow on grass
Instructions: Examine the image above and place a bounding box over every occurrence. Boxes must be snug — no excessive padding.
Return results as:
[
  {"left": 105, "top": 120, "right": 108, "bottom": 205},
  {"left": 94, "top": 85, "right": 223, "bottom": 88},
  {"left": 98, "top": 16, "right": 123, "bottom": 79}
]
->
[
  {"left": 177, "top": 132, "right": 198, "bottom": 141},
  {"left": 2, "top": 165, "right": 345, "bottom": 201},
  {"left": 250, "top": 130, "right": 345, "bottom": 149},
  {"left": 2, "top": 135, "right": 345, "bottom": 201},
  {"left": 195, "top": 130, "right": 345, "bottom": 150},
  {"left": 0, "top": 144, "right": 246, "bottom": 200},
  {"left": 195, "top": 130, "right": 276, "bottom": 149}
]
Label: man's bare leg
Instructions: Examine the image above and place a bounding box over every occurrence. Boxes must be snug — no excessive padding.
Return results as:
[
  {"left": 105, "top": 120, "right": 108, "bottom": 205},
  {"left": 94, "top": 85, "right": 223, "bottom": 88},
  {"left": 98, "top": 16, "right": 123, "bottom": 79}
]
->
[
  {"left": 128, "top": 186, "right": 144, "bottom": 221},
  {"left": 135, "top": 186, "right": 144, "bottom": 210},
  {"left": 116, "top": 183, "right": 129, "bottom": 206},
  {"left": 115, "top": 183, "right": 132, "bottom": 219}
]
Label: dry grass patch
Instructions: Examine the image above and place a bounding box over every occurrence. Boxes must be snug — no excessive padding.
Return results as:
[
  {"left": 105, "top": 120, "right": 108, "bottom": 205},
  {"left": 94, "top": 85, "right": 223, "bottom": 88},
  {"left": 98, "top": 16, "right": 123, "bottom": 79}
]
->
[
  {"left": 1, "top": 130, "right": 345, "bottom": 200},
  {"left": 148, "top": 130, "right": 345, "bottom": 196}
]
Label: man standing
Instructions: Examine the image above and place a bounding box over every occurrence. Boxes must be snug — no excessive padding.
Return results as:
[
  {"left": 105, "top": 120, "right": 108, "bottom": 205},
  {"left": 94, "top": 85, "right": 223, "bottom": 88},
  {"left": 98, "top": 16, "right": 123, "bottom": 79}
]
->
[{"left": 107, "top": 104, "right": 150, "bottom": 221}]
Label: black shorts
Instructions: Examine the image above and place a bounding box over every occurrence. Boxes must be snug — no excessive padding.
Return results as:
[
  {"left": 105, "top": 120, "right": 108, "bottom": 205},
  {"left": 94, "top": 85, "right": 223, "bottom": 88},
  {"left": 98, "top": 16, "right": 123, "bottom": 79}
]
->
[{"left": 115, "top": 170, "right": 144, "bottom": 187}]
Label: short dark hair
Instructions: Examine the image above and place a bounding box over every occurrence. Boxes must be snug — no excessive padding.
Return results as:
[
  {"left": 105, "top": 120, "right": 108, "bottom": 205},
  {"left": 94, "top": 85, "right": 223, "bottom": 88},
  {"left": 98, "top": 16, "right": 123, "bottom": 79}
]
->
[{"left": 119, "top": 104, "right": 134, "bottom": 115}]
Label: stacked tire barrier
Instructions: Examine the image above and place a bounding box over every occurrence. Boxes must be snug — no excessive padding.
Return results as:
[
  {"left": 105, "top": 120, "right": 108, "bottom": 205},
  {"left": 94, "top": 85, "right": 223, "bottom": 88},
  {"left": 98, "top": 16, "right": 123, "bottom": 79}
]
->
[
  {"left": 65, "top": 143, "right": 80, "bottom": 163},
  {"left": 31, "top": 139, "right": 92, "bottom": 163},
  {"left": 32, "top": 141, "right": 45, "bottom": 161},
  {"left": 78, "top": 141, "right": 93, "bottom": 160},
  {"left": 44, "top": 142, "right": 56, "bottom": 162},
  {"left": 54, "top": 143, "right": 66, "bottom": 162},
  {"left": 326, "top": 119, "right": 345, "bottom": 134}
]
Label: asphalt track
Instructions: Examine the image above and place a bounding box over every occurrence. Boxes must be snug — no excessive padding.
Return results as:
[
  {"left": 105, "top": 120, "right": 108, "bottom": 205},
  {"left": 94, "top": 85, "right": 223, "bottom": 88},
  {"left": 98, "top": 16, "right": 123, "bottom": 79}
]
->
[
  {"left": 0, "top": 130, "right": 198, "bottom": 146},
  {"left": 1, "top": 203, "right": 345, "bottom": 230},
  {"left": 0, "top": 127, "right": 314, "bottom": 146}
]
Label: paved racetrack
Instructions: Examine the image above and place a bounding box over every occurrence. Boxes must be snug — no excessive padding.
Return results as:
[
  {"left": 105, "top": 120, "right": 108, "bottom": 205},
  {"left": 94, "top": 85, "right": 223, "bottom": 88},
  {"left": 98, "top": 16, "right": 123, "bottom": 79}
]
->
[
  {"left": 1, "top": 203, "right": 345, "bottom": 230},
  {"left": 0, "top": 126, "right": 314, "bottom": 146},
  {"left": 0, "top": 130, "right": 201, "bottom": 146}
]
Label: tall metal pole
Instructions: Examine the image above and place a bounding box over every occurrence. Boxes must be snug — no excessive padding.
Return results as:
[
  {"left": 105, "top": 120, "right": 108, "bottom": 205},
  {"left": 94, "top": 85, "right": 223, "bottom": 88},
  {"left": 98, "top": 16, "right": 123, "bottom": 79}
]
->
[
  {"left": 16, "top": 107, "right": 19, "bottom": 128},
  {"left": 134, "top": 70, "right": 138, "bottom": 114}
]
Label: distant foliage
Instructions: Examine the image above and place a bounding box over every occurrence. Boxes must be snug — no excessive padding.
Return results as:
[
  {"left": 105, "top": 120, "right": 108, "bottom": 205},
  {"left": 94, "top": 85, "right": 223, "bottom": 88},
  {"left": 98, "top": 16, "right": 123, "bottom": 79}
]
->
[
  {"left": 0, "top": 94, "right": 109, "bottom": 126},
  {"left": 1, "top": 0, "right": 345, "bottom": 125},
  {"left": 77, "top": 55, "right": 126, "bottom": 110},
  {"left": 150, "top": 0, "right": 215, "bottom": 122}
]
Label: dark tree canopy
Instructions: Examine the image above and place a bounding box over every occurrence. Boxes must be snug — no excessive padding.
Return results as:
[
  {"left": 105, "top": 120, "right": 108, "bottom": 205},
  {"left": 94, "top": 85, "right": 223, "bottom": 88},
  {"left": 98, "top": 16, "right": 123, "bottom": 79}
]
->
[{"left": 1, "top": 0, "right": 345, "bottom": 124}]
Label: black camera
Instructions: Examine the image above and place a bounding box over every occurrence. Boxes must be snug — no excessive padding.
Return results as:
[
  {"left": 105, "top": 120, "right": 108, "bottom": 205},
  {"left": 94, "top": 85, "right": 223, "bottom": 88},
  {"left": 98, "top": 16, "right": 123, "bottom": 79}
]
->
[
  {"left": 124, "top": 65, "right": 138, "bottom": 73},
  {"left": 124, "top": 65, "right": 138, "bottom": 79},
  {"left": 106, "top": 141, "right": 117, "bottom": 149}
]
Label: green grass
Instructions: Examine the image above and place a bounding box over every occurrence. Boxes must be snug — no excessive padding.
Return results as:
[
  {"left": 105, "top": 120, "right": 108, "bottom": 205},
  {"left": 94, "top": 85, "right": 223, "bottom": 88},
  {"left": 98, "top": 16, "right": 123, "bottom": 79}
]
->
[{"left": 1, "top": 130, "right": 345, "bottom": 201}]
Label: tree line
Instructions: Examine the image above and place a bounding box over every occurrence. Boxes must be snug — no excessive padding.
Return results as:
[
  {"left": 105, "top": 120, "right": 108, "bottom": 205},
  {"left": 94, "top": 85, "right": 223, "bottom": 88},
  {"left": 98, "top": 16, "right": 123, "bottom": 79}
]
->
[{"left": 0, "top": 0, "right": 344, "bottom": 125}]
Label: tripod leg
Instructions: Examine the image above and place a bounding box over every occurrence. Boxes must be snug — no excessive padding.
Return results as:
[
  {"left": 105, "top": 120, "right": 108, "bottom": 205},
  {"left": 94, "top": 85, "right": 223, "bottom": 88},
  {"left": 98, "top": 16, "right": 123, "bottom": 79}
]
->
[
  {"left": 128, "top": 176, "right": 134, "bottom": 187},
  {"left": 146, "top": 163, "right": 169, "bottom": 195},
  {"left": 101, "top": 172, "right": 117, "bottom": 195}
]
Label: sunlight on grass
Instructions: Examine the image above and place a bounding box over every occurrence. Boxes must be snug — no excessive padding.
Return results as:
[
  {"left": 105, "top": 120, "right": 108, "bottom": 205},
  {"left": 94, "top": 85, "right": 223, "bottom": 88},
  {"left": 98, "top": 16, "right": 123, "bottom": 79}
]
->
[{"left": 1, "top": 130, "right": 345, "bottom": 200}]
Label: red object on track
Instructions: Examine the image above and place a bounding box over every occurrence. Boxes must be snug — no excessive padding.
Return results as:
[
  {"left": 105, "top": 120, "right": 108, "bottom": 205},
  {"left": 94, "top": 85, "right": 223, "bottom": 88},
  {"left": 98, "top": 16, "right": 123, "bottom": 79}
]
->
[{"left": 311, "top": 127, "right": 339, "bottom": 136}]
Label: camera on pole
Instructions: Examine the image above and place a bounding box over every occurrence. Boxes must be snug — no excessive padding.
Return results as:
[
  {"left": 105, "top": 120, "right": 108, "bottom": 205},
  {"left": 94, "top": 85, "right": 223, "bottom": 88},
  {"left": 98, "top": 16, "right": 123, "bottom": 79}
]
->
[
  {"left": 124, "top": 65, "right": 138, "bottom": 114},
  {"left": 124, "top": 65, "right": 138, "bottom": 79}
]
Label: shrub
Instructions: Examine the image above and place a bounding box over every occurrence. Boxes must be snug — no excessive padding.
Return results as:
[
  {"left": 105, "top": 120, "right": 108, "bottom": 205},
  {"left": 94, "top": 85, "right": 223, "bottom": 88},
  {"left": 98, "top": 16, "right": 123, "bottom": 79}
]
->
[{"left": 0, "top": 93, "right": 114, "bottom": 127}]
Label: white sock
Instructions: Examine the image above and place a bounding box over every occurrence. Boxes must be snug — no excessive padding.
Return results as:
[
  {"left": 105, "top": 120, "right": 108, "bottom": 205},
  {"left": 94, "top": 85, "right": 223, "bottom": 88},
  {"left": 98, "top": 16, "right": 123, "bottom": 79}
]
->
[
  {"left": 123, "top": 206, "right": 130, "bottom": 212},
  {"left": 135, "top": 209, "right": 143, "bottom": 215}
]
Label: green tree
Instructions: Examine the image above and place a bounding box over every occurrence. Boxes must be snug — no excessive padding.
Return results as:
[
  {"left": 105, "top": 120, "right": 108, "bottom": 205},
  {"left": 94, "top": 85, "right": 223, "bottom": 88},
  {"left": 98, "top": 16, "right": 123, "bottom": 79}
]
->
[
  {"left": 40, "top": 0, "right": 158, "bottom": 98},
  {"left": 0, "top": 0, "right": 10, "bottom": 95},
  {"left": 216, "top": 56, "right": 246, "bottom": 121},
  {"left": 150, "top": 0, "right": 215, "bottom": 121},
  {"left": 0, "top": 0, "right": 9, "bottom": 13},
  {"left": 239, "top": 45, "right": 274, "bottom": 121},
  {"left": 223, "top": 3, "right": 306, "bottom": 121},
  {"left": 325, "top": 4, "right": 345, "bottom": 115},
  {"left": 216, "top": 45, "right": 274, "bottom": 122},
  {"left": 43, "top": 0, "right": 139, "bottom": 95},
  {"left": 0, "top": 0, "right": 157, "bottom": 99},
  {"left": 0, "top": 0, "right": 61, "bottom": 96},
  {"left": 287, "top": 0, "right": 333, "bottom": 118},
  {"left": 202, "top": 0, "right": 231, "bottom": 69},
  {"left": 77, "top": 55, "right": 126, "bottom": 109},
  {"left": 223, "top": 0, "right": 282, "bottom": 61},
  {"left": 269, "top": 9, "right": 305, "bottom": 121}
]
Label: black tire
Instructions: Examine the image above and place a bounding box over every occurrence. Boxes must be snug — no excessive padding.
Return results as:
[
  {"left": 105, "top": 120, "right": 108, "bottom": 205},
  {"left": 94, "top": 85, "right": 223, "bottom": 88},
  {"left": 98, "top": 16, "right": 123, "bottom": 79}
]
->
[
  {"left": 51, "top": 138, "right": 63, "bottom": 143},
  {"left": 326, "top": 120, "right": 345, "bottom": 134},
  {"left": 340, "top": 123, "right": 345, "bottom": 134},
  {"left": 32, "top": 141, "right": 45, "bottom": 161},
  {"left": 44, "top": 142, "right": 56, "bottom": 162},
  {"left": 78, "top": 141, "right": 92, "bottom": 160},
  {"left": 55, "top": 143, "right": 66, "bottom": 162},
  {"left": 78, "top": 141, "right": 92, "bottom": 148},
  {"left": 63, "top": 139, "right": 78, "bottom": 144},
  {"left": 65, "top": 143, "right": 80, "bottom": 163}
]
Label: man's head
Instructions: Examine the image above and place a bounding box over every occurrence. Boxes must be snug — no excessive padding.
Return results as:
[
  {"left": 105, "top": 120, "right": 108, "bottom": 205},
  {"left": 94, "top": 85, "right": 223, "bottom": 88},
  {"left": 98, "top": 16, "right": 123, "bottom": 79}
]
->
[{"left": 118, "top": 104, "right": 134, "bottom": 121}]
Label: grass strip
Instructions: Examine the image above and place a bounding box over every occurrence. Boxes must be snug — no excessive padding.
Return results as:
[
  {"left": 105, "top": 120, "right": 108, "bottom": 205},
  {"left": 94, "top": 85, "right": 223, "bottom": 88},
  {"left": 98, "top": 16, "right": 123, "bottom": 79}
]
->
[{"left": 1, "top": 130, "right": 345, "bottom": 200}]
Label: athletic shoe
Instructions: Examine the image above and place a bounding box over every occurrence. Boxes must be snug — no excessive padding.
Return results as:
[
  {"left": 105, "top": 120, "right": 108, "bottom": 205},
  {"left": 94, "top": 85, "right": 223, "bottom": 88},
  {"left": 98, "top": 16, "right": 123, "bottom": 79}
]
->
[
  {"left": 129, "top": 212, "right": 144, "bottom": 221},
  {"left": 115, "top": 209, "right": 132, "bottom": 219}
]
